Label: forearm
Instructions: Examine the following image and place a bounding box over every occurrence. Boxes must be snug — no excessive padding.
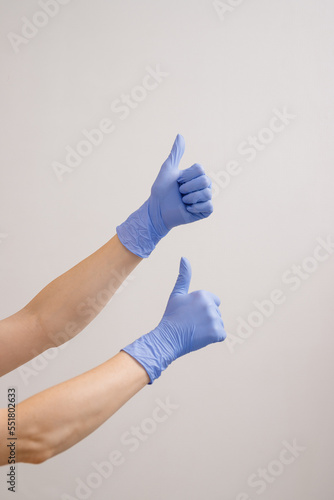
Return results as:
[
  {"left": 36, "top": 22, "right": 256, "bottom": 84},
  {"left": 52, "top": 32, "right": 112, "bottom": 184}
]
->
[
  {"left": 29, "top": 235, "right": 141, "bottom": 342},
  {"left": 0, "top": 351, "right": 149, "bottom": 465},
  {"left": 0, "top": 135, "right": 213, "bottom": 376},
  {"left": 0, "top": 235, "right": 141, "bottom": 374}
]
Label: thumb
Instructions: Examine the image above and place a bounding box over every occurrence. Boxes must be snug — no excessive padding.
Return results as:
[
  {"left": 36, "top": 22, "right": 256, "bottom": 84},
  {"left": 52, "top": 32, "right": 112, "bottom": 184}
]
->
[
  {"left": 171, "top": 257, "right": 192, "bottom": 295},
  {"left": 162, "top": 134, "right": 185, "bottom": 171}
]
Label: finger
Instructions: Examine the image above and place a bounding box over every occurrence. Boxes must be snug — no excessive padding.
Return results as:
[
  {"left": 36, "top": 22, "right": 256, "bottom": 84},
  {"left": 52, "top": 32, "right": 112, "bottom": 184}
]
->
[
  {"left": 207, "top": 292, "right": 221, "bottom": 306},
  {"left": 209, "top": 303, "right": 222, "bottom": 319},
  {"left": 163, "top": 134, "right": 185, "bottom": 171},
  {"left": 182, "top": 187, "right": 212, "bottom": 205},
  {"left": 219, "top": 325, "right": 227, "bottom": 342},
  {"left": 178, "top": 163, "right": 205, "bottom": 184},
  {"left": 179, "top": 175, "right": 211, "bottom": 194},
  {"left": 186, "top": 200, "right": 213, "bottom": 215},
  {"left": 212, "top": 317, "right": 226, "bottom": 342},
  {"left": 171, "top": 256, "right": 192, "bottom": 295}
]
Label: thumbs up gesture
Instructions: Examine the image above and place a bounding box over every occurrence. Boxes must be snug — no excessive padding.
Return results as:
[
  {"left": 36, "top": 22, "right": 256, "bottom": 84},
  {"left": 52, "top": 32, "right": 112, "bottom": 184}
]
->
[
  {"left": 149, "top": 135, "right": 213, "bottom": 234},
  {"left": 116, "top": 135, "right": 213, "bottom": 258},
  {"left": 122, "top": 258, "right": 226, "bottom": 384}
]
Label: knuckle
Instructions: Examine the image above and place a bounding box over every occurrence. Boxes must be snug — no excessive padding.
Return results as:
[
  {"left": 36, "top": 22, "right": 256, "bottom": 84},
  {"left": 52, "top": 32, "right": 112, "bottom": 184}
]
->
[
  {"left": 214, "top": 320, "right": 222, "bottom": 332},
  {"left": 217, "top": 327, "right": 227, "bottom": 342},
  {"left": 204, "top": 175, "right": 211, "bottom": 187},
  {"left": 204, "top": 307, "right": 212, "bottom": 320},
  {"left": 212, "top": 322, "right": 224, "bottom": 339},
  {"left": 207, "top": 310, "right": 217, "bottom": 323},
  {"left": 195, "top": 163, "right": 205, "bottom": 175},
  {"left": 193, "top": 290, "right": 207, "bottom": 303}
]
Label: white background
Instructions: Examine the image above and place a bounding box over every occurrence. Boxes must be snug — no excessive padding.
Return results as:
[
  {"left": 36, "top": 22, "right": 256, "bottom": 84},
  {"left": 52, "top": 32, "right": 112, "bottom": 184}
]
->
[{"left": 1, "top": 0, "right": 334, "bottom": 499}]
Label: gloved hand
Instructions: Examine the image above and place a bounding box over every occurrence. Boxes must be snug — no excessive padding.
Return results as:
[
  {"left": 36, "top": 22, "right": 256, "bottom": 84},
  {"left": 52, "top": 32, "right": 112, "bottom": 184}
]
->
[
  {"left": 116, "top": 135, "right": 213, "bottom": 258},
  {"left": 122, "top": 257, "right": 226, "bottom": 383}
]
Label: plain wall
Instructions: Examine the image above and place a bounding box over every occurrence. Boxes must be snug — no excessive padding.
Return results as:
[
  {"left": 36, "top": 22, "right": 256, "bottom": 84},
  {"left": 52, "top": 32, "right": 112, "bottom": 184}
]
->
[{"left": 1, "top": 0, "right": 334, "bottom": 499}]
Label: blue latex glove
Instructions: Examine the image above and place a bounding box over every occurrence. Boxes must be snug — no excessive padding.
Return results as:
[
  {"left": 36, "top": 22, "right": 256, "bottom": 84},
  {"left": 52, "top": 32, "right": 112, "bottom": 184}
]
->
[
  {"left": 116, "top": 135, "right": 213, "bottom": 258},
  {"left": 122, "top": 257, "right": 226, "bottom": 384}
]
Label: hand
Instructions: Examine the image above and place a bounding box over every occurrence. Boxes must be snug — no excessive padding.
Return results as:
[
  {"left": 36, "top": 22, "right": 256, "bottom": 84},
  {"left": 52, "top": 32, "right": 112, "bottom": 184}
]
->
[
  {"left": 148, "top": 134, "right": 213, "bottom": 236},
  {"left": 122, "top": 257, "right": 226, "bottom": 383},
  {"left": 116, "top": 135, "right": 213, "bottom": 258}
]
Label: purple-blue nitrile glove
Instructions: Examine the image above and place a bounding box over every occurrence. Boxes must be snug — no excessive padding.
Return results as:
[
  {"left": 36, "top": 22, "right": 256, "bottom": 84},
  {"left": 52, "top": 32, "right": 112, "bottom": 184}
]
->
[
  {"left": 116, "top": 135, "right": 213, "bottom": 258},
  {"left": 122, "top": 257, "right": 226, "bottom": 383}
]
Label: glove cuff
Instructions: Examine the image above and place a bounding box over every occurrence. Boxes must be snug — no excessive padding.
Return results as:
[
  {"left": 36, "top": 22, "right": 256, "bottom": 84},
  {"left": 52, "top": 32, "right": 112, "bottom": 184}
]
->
[
  {"left": 121, "top": 327, "right": 174, "bottom": 384},
  {"left": 116, "top": 199, "right": 163, "bottom": 258}
]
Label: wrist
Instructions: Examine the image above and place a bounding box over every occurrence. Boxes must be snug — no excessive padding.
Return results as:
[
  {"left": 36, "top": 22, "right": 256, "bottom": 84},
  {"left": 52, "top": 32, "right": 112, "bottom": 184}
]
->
[
  {"left": 147, "top": 195, "right": 170, "bottom": 240},
  {"left": 116, "top": 199, "right": 165, "bottom": 258},
  {"left": 121, "top": 322, "right": 177, "bottom": 384}
]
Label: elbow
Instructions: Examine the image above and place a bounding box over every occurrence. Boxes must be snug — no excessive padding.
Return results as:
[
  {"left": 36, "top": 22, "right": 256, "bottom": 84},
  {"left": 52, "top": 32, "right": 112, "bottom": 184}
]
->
[
  {"left": 18, "top": 431, "right": 55, "bottom": 465},
  {"left": 1, "top": 410, "right": 53, "bottom": 465},
  {"left": 27, "top": 436, "right": 56, "bottom": 465},
  {"left": 25, "top": 445, "right": 53, "bottom": 465},
  {"left": 1, "top": 436, "right": 53, "bottom": 466}
]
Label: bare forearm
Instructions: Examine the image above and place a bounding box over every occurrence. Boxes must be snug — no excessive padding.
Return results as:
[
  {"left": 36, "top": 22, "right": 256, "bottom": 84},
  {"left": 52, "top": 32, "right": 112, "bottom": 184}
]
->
[
  {"left": 29, "top": 235, "right": 141, "bottom": 343},
  {"left": 0, "top": 235, "right": 141, "bottom": 374},
  {"left": 0, "top": 351, "right": 148, "bottom": 465}
]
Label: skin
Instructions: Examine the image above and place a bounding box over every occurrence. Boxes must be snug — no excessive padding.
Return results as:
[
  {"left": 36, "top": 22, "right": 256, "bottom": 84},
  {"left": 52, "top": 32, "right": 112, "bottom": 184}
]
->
[
  {"left": 0, "top": 235, "right": 224, "bottom": 466},
  {"left": 0, "top": 137, "right": 216, "bottom": 465},
  {"left": 0, "top": 352, "right": 148, "bottom": 464},
  {"left": 0, "top": 234, "right": 145, "bottom": 465},
  {"left": 0, "top": 234, "right": 141, "bottom": 376}
]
